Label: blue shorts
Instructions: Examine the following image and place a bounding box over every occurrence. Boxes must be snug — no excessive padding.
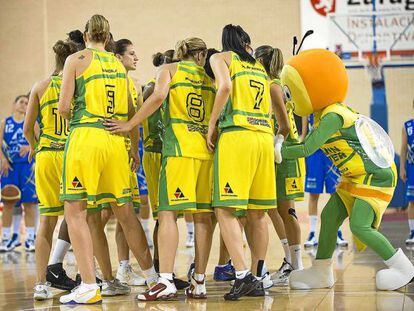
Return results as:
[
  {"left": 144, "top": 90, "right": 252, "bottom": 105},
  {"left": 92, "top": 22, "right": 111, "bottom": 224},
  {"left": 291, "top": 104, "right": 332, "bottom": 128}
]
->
[
  {"left": 305, "top": 149, "right": 340, "bottom": 194},
  {"left": 406, "top": 163, "right": 414, "bottom": 201},
  {"left": 137, "top": 135, "right": 148, "bottom": 196},
  {"left": 1, "top": 162, "right": 38, "bottom": 205}
]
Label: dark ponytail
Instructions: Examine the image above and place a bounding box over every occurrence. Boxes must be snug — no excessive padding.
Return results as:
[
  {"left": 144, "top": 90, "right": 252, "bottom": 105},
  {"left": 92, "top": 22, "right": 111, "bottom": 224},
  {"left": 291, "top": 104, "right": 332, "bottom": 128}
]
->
[
  {"left": 152, "top": 49, "right": 175, "bottom": 67},
  {"left": 204, "top": 48, "right": 220, "bottom": 80},
  {"left": 222, "top": 24, "right": 255, "bottom": 63},
  {"left": 67, "top": 29, "right": 85, "bottom": 49}
]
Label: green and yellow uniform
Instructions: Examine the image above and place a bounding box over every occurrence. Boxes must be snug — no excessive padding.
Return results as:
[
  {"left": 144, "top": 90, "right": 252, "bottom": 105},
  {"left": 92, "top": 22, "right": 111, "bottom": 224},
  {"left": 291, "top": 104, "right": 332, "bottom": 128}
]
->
[
  {"left": 36, "top": 76, "right": 67, "bottom": 216},
  {"left": 158, "top": 61, "right": 215, "bottom": 212},
  {"left": 212, "top": 52, "right": 276, "bottom": 210},
  {"left": 142, "top": 78, "right": 163, "bottom": 218},
  {"left": 61, "top": 48, "right": 132, "bottom": 208},
  {"left": 271, "top": 79, "right": 305, "bottom": 201}
]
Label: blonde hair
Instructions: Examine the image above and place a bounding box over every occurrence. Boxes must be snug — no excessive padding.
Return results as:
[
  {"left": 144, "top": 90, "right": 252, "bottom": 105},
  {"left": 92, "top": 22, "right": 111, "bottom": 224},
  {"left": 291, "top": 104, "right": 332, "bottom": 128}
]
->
[
  {"left": 254, "top": 45, "right": 284, "bottom": 79},
  {"left": 174, "top": 37, "right": 207, "bottom": 60},
  {"left": 84, "top": 14, "right": 110, "bottom": 43}
]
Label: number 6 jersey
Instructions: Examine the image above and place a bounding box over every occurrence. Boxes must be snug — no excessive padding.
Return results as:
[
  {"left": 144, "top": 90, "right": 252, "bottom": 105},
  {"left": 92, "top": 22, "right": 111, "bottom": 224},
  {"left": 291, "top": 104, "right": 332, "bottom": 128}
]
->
[
  {"left": 219, "top": 52, "right": 272, "bottom": 135},
  {"left": 71, "top": 48, "right": 128, "bottom": 128},
  {"left": 162, "top": 61, "right": 216, "bottom": 160}
]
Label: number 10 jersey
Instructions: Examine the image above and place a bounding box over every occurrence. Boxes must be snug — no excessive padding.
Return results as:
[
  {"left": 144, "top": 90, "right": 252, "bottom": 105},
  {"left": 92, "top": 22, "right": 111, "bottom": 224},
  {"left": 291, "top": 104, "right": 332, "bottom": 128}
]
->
[
  {"left": 162, "top": 61, "right": 216, "bottom": 160},
  {"left": 219, "top": 52, "right": 272, "bottom": 135}
]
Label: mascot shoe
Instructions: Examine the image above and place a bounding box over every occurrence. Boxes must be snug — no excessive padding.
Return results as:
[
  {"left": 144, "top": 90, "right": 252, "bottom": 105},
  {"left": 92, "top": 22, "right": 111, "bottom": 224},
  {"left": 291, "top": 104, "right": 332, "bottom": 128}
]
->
[
  {"left": 289, "top": 259, "right": 334, "bottom": 289},
  {"left": 376, "top": 248, "right": 414, "bottom": 291}
]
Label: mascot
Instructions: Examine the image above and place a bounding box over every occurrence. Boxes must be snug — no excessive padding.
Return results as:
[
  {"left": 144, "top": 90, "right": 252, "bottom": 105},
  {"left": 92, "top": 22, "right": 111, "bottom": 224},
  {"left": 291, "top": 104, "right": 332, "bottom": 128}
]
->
[{"left": 275, "top": 47, "right": 414, "bottom": 291}]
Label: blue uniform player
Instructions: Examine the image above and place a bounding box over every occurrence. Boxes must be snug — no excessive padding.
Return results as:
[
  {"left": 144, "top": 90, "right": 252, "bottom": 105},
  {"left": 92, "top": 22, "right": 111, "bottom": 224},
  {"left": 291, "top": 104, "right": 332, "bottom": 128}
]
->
[
  {"left": 0, "top": 95, "right": 38, "bottom": 252},
  {"left": 400, "top": 118, "right": 414, "bottom": 245},
  {"left": 301, "top": 115, "right": 348, "bottom": 248}
]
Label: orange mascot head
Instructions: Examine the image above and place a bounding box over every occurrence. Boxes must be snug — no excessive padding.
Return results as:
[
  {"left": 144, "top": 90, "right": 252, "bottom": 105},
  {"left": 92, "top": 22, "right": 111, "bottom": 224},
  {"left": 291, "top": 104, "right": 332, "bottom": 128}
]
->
[{"left": 280, "top": 49, "right": 349, "bottom": 117}]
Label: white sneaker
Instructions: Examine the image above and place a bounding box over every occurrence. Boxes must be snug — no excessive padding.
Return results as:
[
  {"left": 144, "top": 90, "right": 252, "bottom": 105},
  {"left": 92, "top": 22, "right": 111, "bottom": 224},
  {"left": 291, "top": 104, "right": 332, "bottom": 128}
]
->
[
  {"left": 59, "top": 283, "right": 102, "bottom": 304},
  {"left": 25, "top": 239, "right": 36, "bottom": 252},
  {"left": 336, "top": 231, "right": 348, "bottom": 247},
  {"left": 116, "top": 264, "right": 146, "bottom": 286},
  {"left": 186, "top": 232, "right": 195, "bottom": 248},
  {"left": 405, "top": 231, "right": 414, "bottom": 245},
  {"left": 137, "top": 277, "right": 177, "bottom": 301},
  {"left": 185, "top": 275, "right": 207, "bottom": 299},
  {"left": 33, "top": 283, "right": 53, "bottom": 301},
  {"left": 0, "top": 233, "right": 21, "bottom": 252},
  {"left": 144, "top": 229, "right": 154, "bottom": 248},
  {"left": 304, "top": 232, "right": 318, "bottom": 248},
  {"left": 259, "top": 272, "right": 273, "bottom": 289},
  {"left": 271, "top": 258, "right": 293, "bottom": 286},
  {"left": 101, "top": 278, "right": 131, "bottom": 296}
]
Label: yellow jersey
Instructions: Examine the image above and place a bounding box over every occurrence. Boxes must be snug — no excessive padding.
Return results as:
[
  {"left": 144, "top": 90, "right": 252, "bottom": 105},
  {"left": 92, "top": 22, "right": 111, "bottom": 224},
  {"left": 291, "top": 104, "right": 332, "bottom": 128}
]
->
[
  {"left": 163, "top": 61, "right": 216, "bottom": 159},
  {"left": 71, "top": 48, "right": 128, "bottom": 128},
  {"left": 128, "top": 76, "right": 139, "bottom": 109},
  {"left": 37, "top": 76, "right": 68, "bottom": 151},
  {"left": 142, "top": 78, "right": 163, "bottom": 153},
  {"left": 219, "top": 52, "right": 272, "bottom": 134},
  {"left": 270, "top": 79, "right": 299, "bottom": 142}
]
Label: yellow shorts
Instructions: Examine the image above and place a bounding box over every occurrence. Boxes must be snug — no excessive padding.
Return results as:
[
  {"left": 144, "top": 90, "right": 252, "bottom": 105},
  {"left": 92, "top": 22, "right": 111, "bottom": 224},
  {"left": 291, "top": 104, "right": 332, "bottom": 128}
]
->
[
  {"left": 130, "top": 169, "right": 140, "bottom": 210},
  {"left": 143, "top": 151, "right": 162, "bottom": 218},
  {"left": 35, "top": 150, "right": 64, "bottom": 216},
  {"left": 60, "top": 127, "right": 132, "bottom": 208},
  {"left": 158, "top": 156, "right": 212, "bottom": 213},
  {"left": 275, "top": 157, "right": 306, "bottom": 202},
  {"left": 212, "top": 130, "right": 276, "bottom": 210}
]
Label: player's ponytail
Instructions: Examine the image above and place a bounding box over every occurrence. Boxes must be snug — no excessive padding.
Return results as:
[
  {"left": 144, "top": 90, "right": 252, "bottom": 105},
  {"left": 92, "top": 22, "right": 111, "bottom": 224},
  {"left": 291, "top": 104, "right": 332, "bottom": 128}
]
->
[
  {"left": 67, "top": 29, "right": 85, "bottom": 49},
  {"left": 174, "top": 38, "right": 207, "bottom": 61},
  {"left": 255, "top": 45, "right": 284, "bottom": 80},
  {"left": 84, "top": 14, "right": 110, "bottom": 44},
  {"left": 53, "top": 40, "right": 79, "bottom": 75},
  {"left": 222, "top": 24, "right": 255, "bottom": 63}
]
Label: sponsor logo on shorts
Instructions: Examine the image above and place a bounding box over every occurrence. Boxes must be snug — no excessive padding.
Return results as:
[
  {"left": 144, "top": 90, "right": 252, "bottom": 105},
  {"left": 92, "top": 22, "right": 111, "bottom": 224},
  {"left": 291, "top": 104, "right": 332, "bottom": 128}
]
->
[
  {"left": 222, "top": 182, "right": 237, "bottom": 197},
  {"left": 122, "top": 188, "right": 132, "bottom": 194},
  {"left": 172, "top": 188, "right": 188, "bottom": 202},
  {"left": 68, "top": 177, "right": 85, "bottom": 191}
]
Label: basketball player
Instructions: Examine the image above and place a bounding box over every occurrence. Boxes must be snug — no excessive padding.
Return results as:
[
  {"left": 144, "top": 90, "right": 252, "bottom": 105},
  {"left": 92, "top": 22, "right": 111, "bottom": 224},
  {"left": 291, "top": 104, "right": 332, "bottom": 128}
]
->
[
  {"left": 24, "top": 39, "right": 80, "bottom": 300},
  {"left": 207, "top": 25, "right": 276, "bottom": 300},
  {"left": 0, "top": 95, "right": 38, "bottom": 253},
  {"left": 105, "top": 37, "right": 215, "bottom": 301},
  {"left": 58, "top": 15, "right": 156, "bottom": 304},
  {"left": 255, "top": 45, "right": 305, "bottom": 284}
]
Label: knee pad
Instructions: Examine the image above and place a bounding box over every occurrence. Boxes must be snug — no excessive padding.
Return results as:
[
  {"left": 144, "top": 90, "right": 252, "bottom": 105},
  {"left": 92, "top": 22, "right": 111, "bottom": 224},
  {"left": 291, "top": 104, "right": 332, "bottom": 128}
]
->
[{"left": 288, "top": 208, "right": 298, "bottom": 220}]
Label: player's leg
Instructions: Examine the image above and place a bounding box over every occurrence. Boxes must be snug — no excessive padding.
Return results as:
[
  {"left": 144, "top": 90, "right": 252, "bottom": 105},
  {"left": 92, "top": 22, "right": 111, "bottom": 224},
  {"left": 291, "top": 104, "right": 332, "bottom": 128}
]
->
[
  {"left": 306, "top": 193, "right": 320, "bottom": 247},
  {"left": 22, "top": 203, "right": 37, "bottom": 251},
  {"left": 12, "top": 205, "right": 22, "bottom": 246},
  {"left": 212, "top": 214, "right": 235, "bottom": 281},
  {"left": 100, "top": 206, "right": 113, "bottom": 227},
  {"left": 405, "top": 165, "right": 414, "bottom": 245},
  {"left": 407, "top": 202, "right": 414, "bottom": 244},
  {"left": 184, "top": 212, "right": 195, "bottom": 248}
]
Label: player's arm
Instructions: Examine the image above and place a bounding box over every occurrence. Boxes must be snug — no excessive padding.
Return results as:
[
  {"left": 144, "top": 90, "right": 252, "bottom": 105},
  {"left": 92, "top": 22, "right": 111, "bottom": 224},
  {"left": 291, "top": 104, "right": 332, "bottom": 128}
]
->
[
  {"left": 282, "top": 113, "right": 343, "bottom": 159},
  {"left": 136, "top": 81, "right": 144, "bottom": 110},
  {"left": 400, "top": 126, "right": 408, "bottom": 182},
  {"left": 104, "top": 64, "right": 172, "bottom": 133},
  {"left": 271, "top": 83, "right": 290, "bottom": 138},
  {"left": 207, "top": 52, "right": 232, "bottom": 151},
  {"left": 127, "top": 81, "right": 140, "bottom": 172},
  {"left": 300, "top": 117, "right": 309, "bottom": 142},
  {"left": 143, "top": 82, "right": 155, "bottom": 101},
  {"left": 58, "top": 55, "right": 77, "bottom": 119},
  {"left": 23, "top": 82, "right": 41, "bottom": 161},
  {"left": 0, "top": 119, "right": 11, "bottom": 176}
]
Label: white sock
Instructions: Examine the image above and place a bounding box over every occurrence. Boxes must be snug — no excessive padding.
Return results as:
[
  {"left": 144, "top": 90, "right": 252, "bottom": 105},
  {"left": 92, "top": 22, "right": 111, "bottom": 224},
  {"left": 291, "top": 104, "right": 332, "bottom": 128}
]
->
[
  {"left": 119, "top": 260, "right": 129, "bottom": 268},
  {"left": 309, "top": 215, "right": 318, "bottom": 233},
  {"left": 280, "top": 238, "right": 291, "bottom": 263},
  {"left": 217, "top": 263, "right": 227, "bottom": 268},
  {"left": 186, "top": 221, "right": 194, "bottom": 235},
  {"left": 140, "top": 219, "right": 149, "bottom": 232},
  {"left": 289, "top": 244, "right": 303, "bottom": 270},
  {"left": 26, "top": 227, "right": 35, "bottom": 240},
  {"left": 81, "top": 281, "right": 98, "bottom": 289},
  {"left": 409, "top": 219, "right": 414, "bottom": 231},
  {"left": 194, "top": 273, "right": 205, "bottom": 282},
  {"left": 49, "top": 239, "right": 71, "bottom": 265},
  {"left": 143, "top": 266, "right": 158, "bottom": 285},
  {"left": 235, "top": 269, "right": 250, "bottom": 279},
  {"left": 159, "top": 272, "right": 173, "bottom": 281},
  {"left": 12, "top": 214, "right": 22, "bottom": 235},
  {"left": 2, "top": 227, "right": 11, "bottom": 240}
]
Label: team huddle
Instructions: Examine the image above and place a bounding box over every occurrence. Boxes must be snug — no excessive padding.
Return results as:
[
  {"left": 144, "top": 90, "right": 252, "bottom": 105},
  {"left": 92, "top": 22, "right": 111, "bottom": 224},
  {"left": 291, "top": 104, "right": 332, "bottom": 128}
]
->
[{"left": 1, "top": 13, "right": 414, "bottom": 305}]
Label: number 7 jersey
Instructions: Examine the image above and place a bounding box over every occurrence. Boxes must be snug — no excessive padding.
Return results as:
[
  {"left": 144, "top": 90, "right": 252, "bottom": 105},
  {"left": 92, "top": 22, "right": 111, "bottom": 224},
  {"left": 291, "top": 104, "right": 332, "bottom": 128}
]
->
[
  {"left": 219, "top": 52, "right": 272, "bottom": 134},
  {"left": 37, "top": 75, "right": 68, "bottom": 151},
  {"left": 163, "top": 61, "right": 216, "bottom": 160}
]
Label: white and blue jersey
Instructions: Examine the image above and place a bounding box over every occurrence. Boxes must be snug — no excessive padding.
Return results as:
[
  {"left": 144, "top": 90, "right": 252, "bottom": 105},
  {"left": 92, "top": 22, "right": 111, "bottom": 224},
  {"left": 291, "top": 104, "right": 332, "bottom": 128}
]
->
[
  {"left": 305, "top": 114, "right": 341, "bottom": 194},
  {"left": 1, "top": 116, "right": 37, "bottom": 204},
  {"left": 404, "top": 119, "right": 414, "bottom": 201}
]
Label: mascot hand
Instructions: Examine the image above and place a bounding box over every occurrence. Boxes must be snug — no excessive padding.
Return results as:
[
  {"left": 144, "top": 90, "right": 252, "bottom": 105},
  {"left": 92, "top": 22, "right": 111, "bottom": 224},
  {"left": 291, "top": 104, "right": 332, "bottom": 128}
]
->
[{"left": 274, "top": 134, "right": 284, "bottom": 164}]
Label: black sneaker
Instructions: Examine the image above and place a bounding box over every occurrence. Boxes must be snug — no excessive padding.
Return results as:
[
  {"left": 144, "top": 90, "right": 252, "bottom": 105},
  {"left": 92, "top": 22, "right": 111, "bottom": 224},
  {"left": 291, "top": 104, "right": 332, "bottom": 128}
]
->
[
  {"left": 173, "top": 276, "right": 190, "bottom": 290},
  {"left": 46, "top": 263, "right": 77, "bottom": 291},
  {"left": 75, "top": 273, "right": 103, "bottom": 289},
  {"left": 224, "top": 273, "right": 261, "bottom": 301},
  {"left": 246, "top": 281, "right": 265, "bottom": 297}
]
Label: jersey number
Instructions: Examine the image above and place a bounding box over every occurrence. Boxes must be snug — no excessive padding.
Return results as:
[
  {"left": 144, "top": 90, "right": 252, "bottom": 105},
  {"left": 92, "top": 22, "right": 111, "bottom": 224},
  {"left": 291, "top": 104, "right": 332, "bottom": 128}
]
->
[
  {"left": 250, "top": 80, "right": 264, "bottom": 110},
  {"left": 106, "top": 84, "right": 115, "bottom": 114},
  {"left": 52, "top": 108, "right": 68, "bottom": 136},
  {"left": 186, "top": 93, "right": 205, "bottom": 122}
]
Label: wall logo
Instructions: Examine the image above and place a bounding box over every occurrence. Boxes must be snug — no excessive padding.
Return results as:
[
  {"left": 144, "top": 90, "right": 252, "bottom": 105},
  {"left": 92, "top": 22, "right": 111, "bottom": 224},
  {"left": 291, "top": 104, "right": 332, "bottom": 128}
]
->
[{"left": 310, "top": 0, "right": 336, "bottom": 16}]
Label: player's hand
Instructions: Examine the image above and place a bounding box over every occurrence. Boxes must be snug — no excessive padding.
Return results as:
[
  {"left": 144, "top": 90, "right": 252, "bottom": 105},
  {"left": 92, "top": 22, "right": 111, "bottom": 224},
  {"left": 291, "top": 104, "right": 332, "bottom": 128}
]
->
[
  {"left": 274, "top": 134, "right": 284, "bottom": 164},
  {"left": 19, "top": 145, "right": 30, "bottom": 157},
  {"left": 400, "top": 167, "right": 407, "bottom": 182},
  {"left": 103, "top": 119, "right": 133, "bottom": 134},
  {"left": 28, "top": 146, "right": 36, "bottom": 163},
  {"left": 130, "top": 150, "right": 140, "bottom": 172},
  {"left": 0, "top": 159, "right": 12, "bottom": 177},
  {"left": 207, "top": 124, "right": 218, "bottom": 152}
]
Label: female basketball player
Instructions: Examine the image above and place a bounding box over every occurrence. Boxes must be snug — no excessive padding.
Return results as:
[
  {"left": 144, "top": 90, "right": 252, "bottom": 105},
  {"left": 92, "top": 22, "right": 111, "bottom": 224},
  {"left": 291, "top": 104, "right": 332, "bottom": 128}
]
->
[
  {"left": 105, "top": 37, "right": 215, "bottom": 301},
  {"left": 207, "top": 25, "right": 276, "bottom": 300},
  {"left": 58, "top": 15, "right": 156, "bottom": 304},
  {"left": 24, "top": 39, "right": 79, "bottom": 300},
  {"left": 255, "top": 45, "right": 305, "bottom": 283}
]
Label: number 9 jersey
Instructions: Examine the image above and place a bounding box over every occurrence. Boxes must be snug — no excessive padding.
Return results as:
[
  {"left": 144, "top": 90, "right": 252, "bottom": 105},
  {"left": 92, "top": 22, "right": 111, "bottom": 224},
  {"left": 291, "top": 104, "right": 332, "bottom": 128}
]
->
[{"left": 219, "top": 52, "right": 272, "bottom": 134}]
